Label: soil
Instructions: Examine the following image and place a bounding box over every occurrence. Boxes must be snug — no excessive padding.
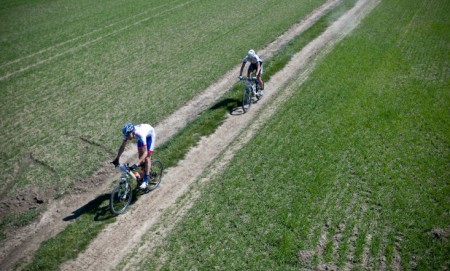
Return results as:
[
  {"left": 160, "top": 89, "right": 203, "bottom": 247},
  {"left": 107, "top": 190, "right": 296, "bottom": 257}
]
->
[{"left": 0, "top": 0, "right": 380, "bottom": 270}]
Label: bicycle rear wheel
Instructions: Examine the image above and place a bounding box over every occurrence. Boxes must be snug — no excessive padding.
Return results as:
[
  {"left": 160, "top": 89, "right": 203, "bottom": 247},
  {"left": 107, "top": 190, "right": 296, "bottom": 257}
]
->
[
  {"left": 110, "top": 178, "right": 133, "bottom": 215},
  {"left": 147, "top": 159, "right": 164, "bottom": 191},
  {"left": 242, "top": 87, "right": 252, "bottom": 113}
]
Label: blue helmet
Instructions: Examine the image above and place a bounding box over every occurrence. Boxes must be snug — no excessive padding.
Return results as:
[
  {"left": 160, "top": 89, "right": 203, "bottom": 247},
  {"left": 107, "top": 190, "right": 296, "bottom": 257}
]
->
[{"left": 122, "top": 123, "right": 134, "bottom": 136}]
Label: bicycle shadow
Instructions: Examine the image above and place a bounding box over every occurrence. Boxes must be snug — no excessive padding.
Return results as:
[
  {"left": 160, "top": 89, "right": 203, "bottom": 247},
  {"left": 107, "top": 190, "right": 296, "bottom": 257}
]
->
[
  {"left": 95, "top": 187, "right": 142, "bottom": 220},
  {"left": 230, "top": 106, "right": 245, "bottom": 115},
  {"left": 230, "top": 98, "right": 260, "bottom": 115},
  {"left": 63, "top": 183, "right": 160, "bottom": 222},
  {"left": 63, "top": 193, "right": 111, "bottom": 222},
  {"left": 208, "top": 97, "right": 248, "bottom": 116}
]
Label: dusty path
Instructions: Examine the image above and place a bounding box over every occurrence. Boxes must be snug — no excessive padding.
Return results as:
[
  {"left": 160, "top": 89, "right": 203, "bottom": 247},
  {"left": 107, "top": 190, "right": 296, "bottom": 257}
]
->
[
  {"left": 0, "top": 1, "right": 342, "bottom": 270},
  {"left": 62, "top": 0, "right": 380, "bottom": 270}
]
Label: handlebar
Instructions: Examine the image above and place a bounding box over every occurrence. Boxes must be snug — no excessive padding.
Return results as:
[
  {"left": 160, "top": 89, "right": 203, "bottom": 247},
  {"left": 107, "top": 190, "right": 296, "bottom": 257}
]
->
[
  {"left": 117, "top": 163, "right": 130, "bottom": 171},
  {"left": 239, "top": 76, "right": 258, "bottom": 81},
  {"left": 115, "top": 163, "right": 138, "bottom": 180}
]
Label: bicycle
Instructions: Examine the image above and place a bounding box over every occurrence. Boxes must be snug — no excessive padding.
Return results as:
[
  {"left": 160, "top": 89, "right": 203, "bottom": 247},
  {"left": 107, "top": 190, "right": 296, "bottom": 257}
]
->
[
  {"left": 110, "top": 159, "right": 164, "bottom": 215},
  {"left": 240, "top": 76, "right": 261, "bottom": 113}
]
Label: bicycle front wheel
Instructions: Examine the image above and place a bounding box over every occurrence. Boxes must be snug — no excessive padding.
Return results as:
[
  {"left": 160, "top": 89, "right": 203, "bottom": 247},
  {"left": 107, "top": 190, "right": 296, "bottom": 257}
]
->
[
  {"left": 242, "top": 87, "right": 252, "bottom": 113},
  {"left": 110, "top": 178, "right": 133, "bottom": 215},
  {"left": 147, "top": 159, "right": 164, "bottom": 191}
]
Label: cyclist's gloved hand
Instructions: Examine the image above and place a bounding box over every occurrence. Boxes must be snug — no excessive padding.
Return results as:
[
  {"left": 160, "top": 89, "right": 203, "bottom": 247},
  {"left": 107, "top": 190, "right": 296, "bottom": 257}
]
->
[
  {"left": 129, "top": 164, "right": 137, "bottom": 171},
  {"left": 111, "top": 158, "right": 119, "bottom": 167}
]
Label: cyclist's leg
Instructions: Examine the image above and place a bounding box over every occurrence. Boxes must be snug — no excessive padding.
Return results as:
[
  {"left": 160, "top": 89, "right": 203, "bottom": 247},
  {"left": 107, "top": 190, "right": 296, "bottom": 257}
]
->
[
  {"left": 144, "top": 136, "right": 154, "bottom": 181},
  {"left": 246, "top": 67, "right": 251, "bottom": 77},
  {"left": 257, "top": 62, "right": 264, "bottom": 90},
  {"left": 136, "top": 145, "right": 146, "bottom": 179},
  {"left": 248, "top": 64, "right": 258, "bottom": 95}
]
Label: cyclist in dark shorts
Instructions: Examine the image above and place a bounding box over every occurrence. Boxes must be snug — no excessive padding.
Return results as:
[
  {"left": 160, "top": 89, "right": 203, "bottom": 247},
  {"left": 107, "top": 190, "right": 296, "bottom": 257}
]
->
[{"left": 239, "top": 49, "right": 265, "bottom": 96}]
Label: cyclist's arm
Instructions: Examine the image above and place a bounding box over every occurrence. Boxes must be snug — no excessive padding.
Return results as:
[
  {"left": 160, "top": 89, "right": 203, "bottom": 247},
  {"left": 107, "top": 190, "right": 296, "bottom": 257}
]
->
[
  {"left": 115, "top": 140, "right": 127, "bottom": 161},
  {"left": 239, "top": 56, "right": 249, "bottom": 77},
  {"left": 136, "top": 146, "right": 148, "bottom": 165},
  {"left": 256, "top": 62, "right": 261, "bottom": 75},
  {"left": 239, "top": 62, "right": 246, "bottom": 77}
]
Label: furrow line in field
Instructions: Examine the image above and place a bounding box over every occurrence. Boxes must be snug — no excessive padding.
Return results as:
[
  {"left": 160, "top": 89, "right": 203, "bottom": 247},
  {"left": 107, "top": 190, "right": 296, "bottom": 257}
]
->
[
  {"left": 363, "top": 233, "right": 373, "bottom": 269},
  {"left": 310, "top": 188, "right": 350, "bottom": 267},
  {"left": 378, "top": 227, "right": 389, "bottom": 271},
  {"left": 331, "top": 191, "right": 358, "bottom": 264},
  {"left": 392, "top": 234, "right": 404, "bottom": 270},
  {"left": 0, "top": 0, "right": 196, "bottom": 81},
  {"left": 364, "top": 189, "right": 386, "bottom": 269},
  {"left": 345, "top": 195, "right": 369, "bottom": 267},
  {"left": 58, "top": 0, "right": 381, "bottom": 269},
  {"left": 298, "top": 136, "right": 362, "bottom": 267},
  {"left": 332, "top": 223, "right": 346, "bottom": 264},
  {"left": 343, "top": 223, "right": 359, "bottom": 270}
]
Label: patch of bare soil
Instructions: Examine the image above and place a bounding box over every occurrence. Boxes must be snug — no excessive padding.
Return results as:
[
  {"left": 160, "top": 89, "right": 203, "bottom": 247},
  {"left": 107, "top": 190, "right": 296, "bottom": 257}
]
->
[
  {"left": 430, "top": 227, "right": 450, "bottom": 241},
  {"left": 0, "top": 0, "right": 380, "bottom": 270}
]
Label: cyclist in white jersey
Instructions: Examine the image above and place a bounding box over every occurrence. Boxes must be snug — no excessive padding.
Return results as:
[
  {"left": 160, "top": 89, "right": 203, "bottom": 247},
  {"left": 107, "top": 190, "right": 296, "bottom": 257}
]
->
[
  {"left": 239, "top": 49, "right": 265, "bottom": 95},
  {"left": 112, "top": 123, "right": 156, "bottom": 189}
]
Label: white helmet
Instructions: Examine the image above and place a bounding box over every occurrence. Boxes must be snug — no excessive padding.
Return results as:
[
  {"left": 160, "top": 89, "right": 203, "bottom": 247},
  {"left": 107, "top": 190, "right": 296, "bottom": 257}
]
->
[{"left": 247, "top": 49, "right": 256, "bottom": 59}]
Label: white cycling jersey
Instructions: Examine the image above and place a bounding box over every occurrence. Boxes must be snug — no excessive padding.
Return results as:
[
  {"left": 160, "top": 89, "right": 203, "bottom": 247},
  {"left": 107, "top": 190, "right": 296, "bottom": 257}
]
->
[
  {"left": 123, "top": 123, "right": 156, "bottom": 151},
  {"left": 243, "top": 54, "right": 263, "bottom": 64}
]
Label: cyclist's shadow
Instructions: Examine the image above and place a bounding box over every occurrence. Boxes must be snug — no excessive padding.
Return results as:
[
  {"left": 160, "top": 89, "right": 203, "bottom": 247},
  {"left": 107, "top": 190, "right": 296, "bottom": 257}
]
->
[
  {"left": 63, "top": 193, "right": 111, "bottom": 222},
  {"left": 231, "top": 107, "right": 246, "bottom": 115},
  {"left": 63, "top": 185, "right": 151, "bottom": 222},
  {"left": 207, "top": 97, "right": 244, "bottom": 116},
  {"left": 226, "top": 98, "right": 259, "bottom": 116}
]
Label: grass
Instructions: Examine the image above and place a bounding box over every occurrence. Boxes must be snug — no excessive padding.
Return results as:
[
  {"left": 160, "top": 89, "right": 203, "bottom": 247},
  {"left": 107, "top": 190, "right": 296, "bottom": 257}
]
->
[
  {"left": 120, "top": 0, "right": 449, "bottom": 269},
  {"left": 0, "top": 209, "right": 39, "bottom": 240},
  {"left": 19, "top": 1, "right": 359, "bottom": 269}
]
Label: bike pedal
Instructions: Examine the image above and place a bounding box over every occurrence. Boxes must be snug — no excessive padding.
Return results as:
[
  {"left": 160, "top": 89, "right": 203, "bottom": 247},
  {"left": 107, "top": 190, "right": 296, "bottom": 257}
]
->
[{"left": 149, "top": 172, "right": 158, "bottom": 179}]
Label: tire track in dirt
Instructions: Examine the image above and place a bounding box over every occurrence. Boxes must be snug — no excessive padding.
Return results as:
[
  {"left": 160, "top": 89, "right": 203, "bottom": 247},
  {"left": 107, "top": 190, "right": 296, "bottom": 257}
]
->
[
  {"left": 0, "top": 1, "right": 341, "bottom": 270},
  {"left": 62, "top": 0, "right": 380, "bottom": 269}
]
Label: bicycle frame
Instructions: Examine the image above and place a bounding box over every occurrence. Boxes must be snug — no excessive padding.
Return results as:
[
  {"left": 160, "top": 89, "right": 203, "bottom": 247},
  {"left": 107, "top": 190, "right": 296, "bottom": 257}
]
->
[
  {"left": 110, "top": 163, "right": 134, "bottom": 215},
  {"left": 242, "top": 76, "right": 258, "bottom": 88},
  {"left": 240, "top": 76, "right": 258, "bottom": 113},
  {"left": 118, "top": 163, "right": 136, "bottom": 180},
  {"left": 110, "top": 160, "right": 163, "bottom": 215}
]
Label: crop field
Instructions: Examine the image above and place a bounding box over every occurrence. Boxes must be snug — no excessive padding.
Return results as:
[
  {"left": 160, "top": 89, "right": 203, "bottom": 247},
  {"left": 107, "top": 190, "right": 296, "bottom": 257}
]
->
[
  {"left": 1, "top": 0, "right": 449, "bottom": 269},
  {"left": 114, "top": 0, "right": 448, "bottom": 270},
  {"left": 0, "top": 0, "right": 327, "bottom": 205}
]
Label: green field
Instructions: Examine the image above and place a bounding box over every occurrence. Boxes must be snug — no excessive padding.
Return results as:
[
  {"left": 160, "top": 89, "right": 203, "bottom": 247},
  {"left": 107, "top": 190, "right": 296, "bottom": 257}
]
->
[
  {"left": 1, "top": 0, "right": 449, "bottom": 269},
  {"left": 119, "top": 0, "right": 448, "bottom": 269},
  {"left": 0, "top": 0, "right": 327, "bottom": 201}
]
